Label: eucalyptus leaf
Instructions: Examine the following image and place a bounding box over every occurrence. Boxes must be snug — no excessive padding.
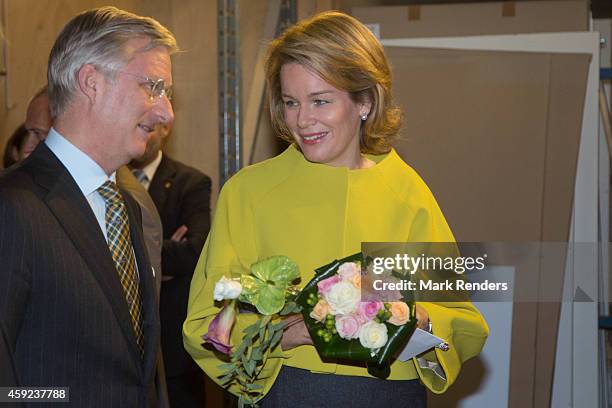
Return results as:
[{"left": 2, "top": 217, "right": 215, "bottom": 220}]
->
[
  {"left": 243, "top": 322, "right": 260, "bottom": 336},
  {"left": 272, "top": 321, "right": 285, "bottom": 331},
  {"left": 219, "top": 373, "right": 234, "bottom": 384},
  {"left": 251, "top": 348, "right": 263, "bottom": 361},
  {"left": 247, "top": 383, "right": 263, "bottom": 390},
  {"left": 270, "top": 329, "right": 283, "bottom": 348},
  {"left": 244, "top": 359, "right": 255, "bottom": 377},
  {"left": 218, "top": 362, "right": 237, "bottom": 372}
]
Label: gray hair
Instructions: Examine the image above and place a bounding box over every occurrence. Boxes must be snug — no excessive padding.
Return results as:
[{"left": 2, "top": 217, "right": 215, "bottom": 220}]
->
[{"left": 47, "top": 6, "right": 178, "bottom": 118}]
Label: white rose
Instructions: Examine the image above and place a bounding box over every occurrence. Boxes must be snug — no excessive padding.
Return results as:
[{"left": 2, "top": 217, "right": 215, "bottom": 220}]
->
[
  {"left": 325, "top": 280, "right": 360, "bottom": 315},
  {"left": 358, "top": 321, "right": 388, "bottom": 350},
  {"left": 213, "top": 276, "right": 242, "bottom": 301}
]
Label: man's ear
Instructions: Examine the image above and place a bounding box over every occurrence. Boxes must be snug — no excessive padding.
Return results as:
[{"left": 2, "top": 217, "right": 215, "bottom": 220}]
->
[{"left": 76, "top": 64, "right": 100, "bottom": 105}]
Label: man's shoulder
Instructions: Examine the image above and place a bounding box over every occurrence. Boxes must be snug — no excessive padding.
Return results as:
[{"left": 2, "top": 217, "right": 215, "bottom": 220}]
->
[{"left": 0, "top": 162, "right": 38, "bottom": 197}]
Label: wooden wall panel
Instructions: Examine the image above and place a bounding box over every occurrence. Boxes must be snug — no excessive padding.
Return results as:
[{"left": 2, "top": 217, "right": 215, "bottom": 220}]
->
[{"left": 0, "top": 0, "right": 146, "bottom": 164}]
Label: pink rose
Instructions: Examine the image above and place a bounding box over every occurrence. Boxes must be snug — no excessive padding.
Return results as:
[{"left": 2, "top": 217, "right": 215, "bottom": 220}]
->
[
  {"left": 335, "top": 314, "right": 362, "bottom": 339},
  {"left": 338, "top": 262, "right": 360, "bottom": 281},
  {"left": 317, "top": 275, "right": 342, "bottom": 294},
  {"left": 358, "top": 301, "right": 384, "bottom": 321},
  {"left": 309, "top": 299, "right": 331, "bottom": 322},
  {"left": 388, "top": 302, "right": 410, "bottom": 326}
]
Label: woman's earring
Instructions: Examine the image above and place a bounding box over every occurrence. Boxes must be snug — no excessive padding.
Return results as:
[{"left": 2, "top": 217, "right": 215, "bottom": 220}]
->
[{"left": 360, "top": 113, "right": 368, "bottom": 121}]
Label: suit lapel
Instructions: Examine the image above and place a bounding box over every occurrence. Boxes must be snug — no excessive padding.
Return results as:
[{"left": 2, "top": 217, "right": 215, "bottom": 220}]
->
[
  {"left": 148, "top": 155, "right": 175, "bottom": 213},
  {"left": 123, "top": 193, "right": 160, "bottom": 381},
  {"left": 31, "top": 145, "right": 145, "bottom": 369}
]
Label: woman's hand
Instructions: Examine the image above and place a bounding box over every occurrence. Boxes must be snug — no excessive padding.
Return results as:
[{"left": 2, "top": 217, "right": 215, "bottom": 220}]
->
[
  {"left": 415, "top": 304, "right": 430, "bottom": 331},
  {"left": 281, "top": 314, "right": 313, "bottom": 351}
]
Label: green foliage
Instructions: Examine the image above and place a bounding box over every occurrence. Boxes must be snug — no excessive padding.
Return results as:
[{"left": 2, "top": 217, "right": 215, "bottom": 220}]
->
[{"left": 216, "top": 256, "right": 301, "bottom": 407}]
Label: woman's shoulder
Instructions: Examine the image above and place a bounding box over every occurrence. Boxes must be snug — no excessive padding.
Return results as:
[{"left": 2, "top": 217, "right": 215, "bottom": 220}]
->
[
  {"left": 220, "top": 146, "right": 299, "bottom": 199},
  {"left": 379, "top": 149, "right": 438, "bottom": 205}
]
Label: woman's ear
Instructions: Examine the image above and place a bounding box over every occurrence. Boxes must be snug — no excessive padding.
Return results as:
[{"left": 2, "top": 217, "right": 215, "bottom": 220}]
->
[{"left": 360, "top": 97, "right": 372, "bottom": 118}]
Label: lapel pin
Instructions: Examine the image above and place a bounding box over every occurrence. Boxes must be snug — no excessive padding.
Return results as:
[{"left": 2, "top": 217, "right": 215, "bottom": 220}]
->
[{"left": 164, "top": 181, "right": 172, "bottom": 189}]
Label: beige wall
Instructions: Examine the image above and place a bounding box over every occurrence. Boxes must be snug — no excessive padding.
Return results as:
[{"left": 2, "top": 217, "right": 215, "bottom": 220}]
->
[{"left": 0, "top": 0, "right": 146, "bottom": 157}]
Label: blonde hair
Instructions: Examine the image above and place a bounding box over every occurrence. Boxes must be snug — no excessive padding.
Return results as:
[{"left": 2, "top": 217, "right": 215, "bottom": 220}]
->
[
  {"left": 48, "top": 6, "right": 178, "bottom": 118},
  {"left": 265, "top": 11, "right": 401, "bottom": 154}
]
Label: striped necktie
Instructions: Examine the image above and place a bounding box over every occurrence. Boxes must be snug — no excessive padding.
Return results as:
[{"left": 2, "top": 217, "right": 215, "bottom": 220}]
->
[
  {"left": 131, "top": 168, "right": 149, "bottom": 187},
  {"left": 97, "top": 180, "right": 145, "bottom": 356}
]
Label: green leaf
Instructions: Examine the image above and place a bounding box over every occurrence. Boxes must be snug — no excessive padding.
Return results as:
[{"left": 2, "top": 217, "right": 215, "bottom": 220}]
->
[
  {"left": 234, "top": 339, "right": 248, "bottom": 357},
  {"left": 244, "top": 359, "right": 256, "bottom": 377},
  {"left": 260, "top": 315, "right": 272, "bottom": 327},
  {"left": 272, "top": 321, "right": 285, "bottom": 331},
  {"left": 251, "top": 256, "right": 299, "bottom": 285},
  {"left": 246, "top": 382, "right": 264, "bottom": 390},
  {"left": 239, "top": 275, "right": 264, "bottom": 305},
  {"left": 270, "top": 329, "right": 283, "bottom": 348},
  {"left": 218, "top": 373, "right": 234, "bottom": 384},
  {"left": 279, "top": 301, "right": 294, "bottom": 315},
  {"left": 251, "top": 347, "right": 263, "bottom": 361},
  {"left": 243, "top": 322, "right": 260, "bottom": 336},
  {"left": 218, "top": 362, "right": 237, "bottom": 372}
]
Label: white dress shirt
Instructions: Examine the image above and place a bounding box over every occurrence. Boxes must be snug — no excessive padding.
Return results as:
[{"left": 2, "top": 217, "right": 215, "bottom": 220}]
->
[
  {"left": 137, "top": 150, "right": 163, "bottom": 190},
  {"left": 45, "top": 127, "right": 116, "bottom": 241}
]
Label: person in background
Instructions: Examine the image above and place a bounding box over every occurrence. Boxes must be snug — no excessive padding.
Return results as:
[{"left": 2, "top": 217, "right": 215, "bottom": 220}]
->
[
  {"left": 0, "top": 7, "right": 176, "bottom": 406},
  {"left": 25, "top": 85, "right": 52, "bottom": 143},
  {"left": 2, "top": 124, "right": 29, "bottom": 168},
  {"left": 184, "top": 11, "right": 488, "bottom": 407},
  {"left": 130, "top": 122, "right": 211, "bottom": 408}
]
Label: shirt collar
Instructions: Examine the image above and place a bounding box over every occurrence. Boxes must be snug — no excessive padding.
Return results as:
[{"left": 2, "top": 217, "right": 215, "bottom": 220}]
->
[
  {"left": 44, "top": 127, "right": 116, "bottom": 196},
  {"left": 141, "top": 150, "right": 163, "bottom": 181}
]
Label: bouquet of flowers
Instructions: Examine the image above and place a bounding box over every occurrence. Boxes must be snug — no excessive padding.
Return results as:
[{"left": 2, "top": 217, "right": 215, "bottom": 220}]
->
[
  {"left": 296, "top": 253, "right": 417, "bottom": 379},
  {"left": 202, "top": 256, "right": 302, "bottom": 407}
]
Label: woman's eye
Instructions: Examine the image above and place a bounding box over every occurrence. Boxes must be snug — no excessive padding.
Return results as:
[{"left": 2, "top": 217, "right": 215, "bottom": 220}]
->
[
  {"left": 284, "top": 100, "right": 297, "bottom": 108},
  {"left": 313, "top": 99, "right": 329, "bottom": 106}
]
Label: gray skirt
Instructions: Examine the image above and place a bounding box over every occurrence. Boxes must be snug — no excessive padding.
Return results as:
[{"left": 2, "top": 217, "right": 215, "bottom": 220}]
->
[{"left": 261, "top": 366, "right": 427, "bottom": 408}]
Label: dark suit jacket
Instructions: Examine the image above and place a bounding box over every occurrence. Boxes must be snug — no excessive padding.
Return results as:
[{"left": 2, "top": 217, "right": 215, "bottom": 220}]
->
[
  {"left": 0, "top": 144, "right": 160, "bottom": 408},
  {"left": 148, "top": 155, "right": 211, "bottom": 377},
  {"left": 0, "top": 318, "right": 18, "bottom": 385}
]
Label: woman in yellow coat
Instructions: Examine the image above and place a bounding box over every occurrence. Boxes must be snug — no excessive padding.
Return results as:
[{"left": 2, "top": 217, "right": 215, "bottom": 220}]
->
[{"left": 184, "top": 11, "right": 488, "bottom": 407}]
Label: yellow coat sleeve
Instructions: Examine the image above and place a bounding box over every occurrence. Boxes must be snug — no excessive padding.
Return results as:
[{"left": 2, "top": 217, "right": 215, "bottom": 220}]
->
[{"left": 409, "top": 190, "right": 489, "bottom": 393}]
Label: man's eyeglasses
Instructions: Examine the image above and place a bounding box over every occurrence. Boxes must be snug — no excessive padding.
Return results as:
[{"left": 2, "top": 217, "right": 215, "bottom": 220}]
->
[{"left": 114, "top": 70, "right": 173, "bottom": 101}]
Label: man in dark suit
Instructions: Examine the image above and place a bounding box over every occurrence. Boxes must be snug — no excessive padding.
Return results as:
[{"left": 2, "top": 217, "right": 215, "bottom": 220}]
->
[
  {"left": 18, "top": 80, "right": 170, "bottom": 408},
  {"left": 130, "top": 123, "right": 211, "bottom": 408},
  {"left": 0, "top": 7, "right": 177, "bottom": 407}
]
